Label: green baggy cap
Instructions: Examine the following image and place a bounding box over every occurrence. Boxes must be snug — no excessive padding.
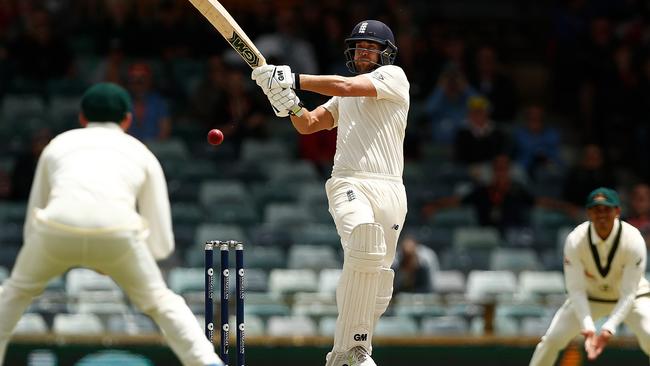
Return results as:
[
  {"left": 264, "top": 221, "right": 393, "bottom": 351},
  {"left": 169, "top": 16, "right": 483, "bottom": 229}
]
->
[
  {"left": 80, "top": 82, "right": 132, "bottom": 123},
  {"left": 585, "top": 187, "right": 621, "bottom": 208}
]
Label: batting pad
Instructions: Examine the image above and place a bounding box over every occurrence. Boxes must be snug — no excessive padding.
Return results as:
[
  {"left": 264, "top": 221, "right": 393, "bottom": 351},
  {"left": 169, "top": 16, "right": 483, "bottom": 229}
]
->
[
  {"left": 374, "top": 268, "right": 394, "bottom": 325},
  {"left": 333, "top": 223, "right": 386, "bottom": 354}
]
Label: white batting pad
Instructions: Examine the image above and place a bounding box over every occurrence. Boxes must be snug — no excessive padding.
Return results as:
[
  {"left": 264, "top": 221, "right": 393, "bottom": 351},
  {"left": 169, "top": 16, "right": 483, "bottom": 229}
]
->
[
  {"left": 332, "top": 223, "right": 386, "bottom": 354},
  {"left": 374, "top": 268, "right": 394, "bottom": 325}
]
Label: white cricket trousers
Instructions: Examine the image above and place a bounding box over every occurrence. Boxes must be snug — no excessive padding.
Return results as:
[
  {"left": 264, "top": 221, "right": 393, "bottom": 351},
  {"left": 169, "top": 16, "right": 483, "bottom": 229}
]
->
[
  {"left": 529, "top": 297, "right": 650, "bottom": 366},
  {"left": 0, "top": 214, "right": 220, "bottom": 366},
  {"left": 325, "top": 173, "right": 408, "bottom": 268}
]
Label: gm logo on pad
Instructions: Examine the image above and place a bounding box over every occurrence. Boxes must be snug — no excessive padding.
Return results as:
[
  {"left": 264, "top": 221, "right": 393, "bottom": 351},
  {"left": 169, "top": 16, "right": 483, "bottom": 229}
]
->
[{"left": 353, "top": 333, "right": 367, "bottom": 341}]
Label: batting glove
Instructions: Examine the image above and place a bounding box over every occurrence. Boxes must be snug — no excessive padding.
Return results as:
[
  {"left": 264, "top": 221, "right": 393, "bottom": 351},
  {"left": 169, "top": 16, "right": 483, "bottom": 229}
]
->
[
  {"left": 251, "top": 65, "right": 274, "bottom": 93},
  {"left": 252, "top": 65, "right": 299, "bottom": 95},
  {"left": 267, "top": 87, "right": 303, "bottom": 117}
]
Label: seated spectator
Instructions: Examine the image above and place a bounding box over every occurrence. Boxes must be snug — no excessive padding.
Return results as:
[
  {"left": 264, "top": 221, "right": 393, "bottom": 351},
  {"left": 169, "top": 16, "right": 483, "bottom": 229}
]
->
[
  {"left": 453, "top": 96, "right": 507, "bottom": 166},
  {"left": 188, "top": 59, "right": 269, "bottom": 154},
  {"left": 624, "top": 182, "right": 650, "bottom": 246},
  {"left": 299, "top": 129, "right": 337, "bottom": 179},
  {"left": 562, "top": 143, "right": 617, "bottom": 207},
  {"left": 468, "top": 45, "right": 517, "bottom": 122},
  {"left": 425, "top": 63, "right": 477, "bottom": 144},
  {"left": 126, "top": 62, "right": 172, "bottom": 142},
  {"left": 423, "top": 154, "right": 579, "bottom": 233},
  {"left": 391, "top": 235, "right": 436, "bottom": 294},
  {"left": 512, "top": 104, "right": 563, "bottom": 178}
]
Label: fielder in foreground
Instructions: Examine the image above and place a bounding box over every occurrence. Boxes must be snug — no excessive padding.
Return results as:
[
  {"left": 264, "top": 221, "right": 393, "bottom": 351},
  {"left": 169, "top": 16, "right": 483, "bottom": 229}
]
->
[
  {"left": 529, "top": 187, "right": 650, "bottom": 365},
  {"left": 0, "top": 83, "right": 223, "bottom": 366},
  {"left": 251, "top": 20, "right": 409, "bottom": 366}
]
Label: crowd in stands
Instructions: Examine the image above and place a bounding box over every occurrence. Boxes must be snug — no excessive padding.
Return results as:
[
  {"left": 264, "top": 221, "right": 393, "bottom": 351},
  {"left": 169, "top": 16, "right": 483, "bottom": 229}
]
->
[{"left": 1, "top": 0, "right": 650, "bottom": 337}]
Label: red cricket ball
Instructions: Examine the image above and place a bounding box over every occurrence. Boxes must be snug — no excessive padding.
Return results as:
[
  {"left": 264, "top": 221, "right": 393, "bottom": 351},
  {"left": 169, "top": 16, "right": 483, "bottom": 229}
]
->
[{"left": 207, "top": 129, "right": 224, "bottom": 146}]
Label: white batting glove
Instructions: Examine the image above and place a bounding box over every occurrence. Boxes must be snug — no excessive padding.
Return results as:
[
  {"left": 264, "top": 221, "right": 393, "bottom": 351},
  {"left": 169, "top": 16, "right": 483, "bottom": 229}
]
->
[
  {"left": 267, "top": 87, "right": 303, "bottom": 117},
  {"left": 266, "top": 65, "right": 295, "bottom": 90},
  {"left": 251, "top": 65, "right": 274, "bottom": 93},
  {"left": 251, "top": 65, "right": 297, "bottom": 95}
]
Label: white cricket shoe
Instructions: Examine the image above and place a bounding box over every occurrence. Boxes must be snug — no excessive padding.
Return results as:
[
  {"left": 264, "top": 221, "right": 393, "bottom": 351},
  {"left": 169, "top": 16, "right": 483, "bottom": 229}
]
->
[{"left": 325, "top": 346, "right": 377, "bottom": 366}]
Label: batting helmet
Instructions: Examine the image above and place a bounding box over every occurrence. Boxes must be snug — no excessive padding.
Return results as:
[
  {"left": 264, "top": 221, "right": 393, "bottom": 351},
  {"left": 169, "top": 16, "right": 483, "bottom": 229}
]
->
[{"left": 344, "top": 20, "right": 398, "bottom": 74}]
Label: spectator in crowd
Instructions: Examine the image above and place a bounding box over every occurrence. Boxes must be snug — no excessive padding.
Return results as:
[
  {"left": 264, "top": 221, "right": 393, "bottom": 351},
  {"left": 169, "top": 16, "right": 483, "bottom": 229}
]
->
[
  {"left": 90, "top": 38, "right": 128, "bottom": 84},
  {"left": 562, "top": 143, "right": 617, "bottom": 207},
  {"left": 625, "top": 182, "right": 650, "bottom": 246},
  {"left": 126, "top": 61, "right": 172, "bottom": 141},
  {"left": 423, "top": 154, "right": 578, "bottom": 233},
  {"left": 8, "top": 8, "right": 73, "bottom": 85},
  {"left": 299, "top": 129, "right": 337, "bottom": 179},
  {"left": 249, "top": 8, "right": 318, "bottom": 74},
  {"left": 10, "top": 128, "right": 51, "bottom": 201},
  {"left": 391, "top": 234, "right": 436, "bottom": 294},
  {"left": 468, "top": 45, "right": 517, "bottom": 122},
  {"left": 453, "top": 95, "right": 508, "bottom": 166},
  {"left": 512, "top": 104, "right": 563, "bottom": 178},
  {"left": 189, "top": 60, "right": 268, "bottom": 154},
  {"left": 188, "top": 55, "right": 229, "bottom": 130},
  {"left": 425, "top": 63, "right": 477, "bottom": 144}
]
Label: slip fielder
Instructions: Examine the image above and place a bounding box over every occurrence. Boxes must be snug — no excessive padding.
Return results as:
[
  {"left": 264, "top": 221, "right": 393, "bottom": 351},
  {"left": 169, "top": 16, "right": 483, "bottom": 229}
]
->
[
  {"left": 251, "top": 20, "right": 409, "bottom": 366},
  {"left": 529, "top": 187, "right": 650, "bottom": 365}
]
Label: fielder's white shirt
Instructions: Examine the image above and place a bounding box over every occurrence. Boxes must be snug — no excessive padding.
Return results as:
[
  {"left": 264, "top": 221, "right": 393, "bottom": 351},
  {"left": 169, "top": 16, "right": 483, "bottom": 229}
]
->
[
  {"left": 323, "top": 65, "right": 409, "bottom": 178},
  {"left": 563, "top": 219, "right": 649, "bottom": 333},
  {"left": 26, "top": 122, "right": 174, "bottom": 259}
]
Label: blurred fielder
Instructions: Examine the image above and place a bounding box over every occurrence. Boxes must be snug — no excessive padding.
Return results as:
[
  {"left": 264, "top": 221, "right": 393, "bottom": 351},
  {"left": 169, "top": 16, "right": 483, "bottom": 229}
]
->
[
  {"left": 252, "top": 19, "right": 409, "bottom": 366},
  {"left": 0, "top": 83, "right": 223, "bottom": 366},
  {"left": 529, "top": 187, "right": 650, "bottom": 365}
]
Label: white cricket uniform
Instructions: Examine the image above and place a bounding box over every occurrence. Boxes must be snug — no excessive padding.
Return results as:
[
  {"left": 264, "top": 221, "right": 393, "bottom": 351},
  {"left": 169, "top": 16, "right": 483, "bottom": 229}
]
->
[
  {"left": 0, "top": 123, "right": 220, "bottom": 366},
  {"left": 322, "top": 65, "right": 409, "bottom": 359},
  {"left": 530, "top": 219, "right": 650, "bottom": 366},
  {"left": 323, "top": 64, "right": 409, "bottom": 267}
]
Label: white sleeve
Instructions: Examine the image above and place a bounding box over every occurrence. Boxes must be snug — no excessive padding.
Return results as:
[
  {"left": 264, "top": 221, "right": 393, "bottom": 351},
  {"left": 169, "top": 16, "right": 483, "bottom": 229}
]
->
[
  {"left": 24, "top": 144, "right": 52, "bottom": 238},
  {"left": 137, "top": 153, "right": 174, "bottom": 260},
  {"left": 602, "top": 230, "right": 647, "bottom": 334},
  {"left": 365, "top": 65, "right": 409, "bottom": 105},
  {"left": 322, "top": 96, "right": 340, "bottom": 129},
  {"left": 564, "top": 233, "right": 596, "bottom": 332}
]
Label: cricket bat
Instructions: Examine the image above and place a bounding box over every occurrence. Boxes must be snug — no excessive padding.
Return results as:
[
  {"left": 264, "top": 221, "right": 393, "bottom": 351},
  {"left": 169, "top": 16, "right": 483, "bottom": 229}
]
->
[{"left": 188, "top": 0, "right": 266, "bottom": 69}]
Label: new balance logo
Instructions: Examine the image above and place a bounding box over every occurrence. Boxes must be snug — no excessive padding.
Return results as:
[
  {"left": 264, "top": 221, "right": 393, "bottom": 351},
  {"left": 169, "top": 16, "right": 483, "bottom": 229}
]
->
[
  {"left": 359, "top": 22, "right": 368, "bottom": 33},
  {"left": 353, "top": 333, "right": 367, "bottom": 341},
  {"left": 277, "top": 70, "right": 285, "bottom": 81}
]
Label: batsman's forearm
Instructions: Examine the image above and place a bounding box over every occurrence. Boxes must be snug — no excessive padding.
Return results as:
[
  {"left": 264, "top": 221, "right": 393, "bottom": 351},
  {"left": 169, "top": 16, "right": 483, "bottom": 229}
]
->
[
  {"left": 290, "top": 110, "right": 318, "bottom": 134},
  {"left": 298, "top": 74, "right": 366, "bottom": 97}
]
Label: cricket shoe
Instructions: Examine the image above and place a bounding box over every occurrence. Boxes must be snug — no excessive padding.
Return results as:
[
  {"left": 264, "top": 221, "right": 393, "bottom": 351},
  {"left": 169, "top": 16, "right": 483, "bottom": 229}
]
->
[{"left": 325, "top": 346, "right": 377, "bottom": 366}]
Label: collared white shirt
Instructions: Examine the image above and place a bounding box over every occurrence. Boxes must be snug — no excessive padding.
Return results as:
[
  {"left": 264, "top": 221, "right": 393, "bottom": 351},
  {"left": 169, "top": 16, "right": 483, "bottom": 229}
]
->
[
  {"left": 323, "top": 65, "right": 410, "bottom": 178},
  {"left": 563, "top": 219, "right": 648, "bottom": 334}
]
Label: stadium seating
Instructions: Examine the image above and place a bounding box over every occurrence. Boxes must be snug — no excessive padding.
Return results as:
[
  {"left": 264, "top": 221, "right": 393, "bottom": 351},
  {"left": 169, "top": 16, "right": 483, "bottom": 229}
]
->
[
  {"left": 267, "top": 315, "right": 317, "bottom": 336},
  {"left": 465, "top": 270, "right": 518, "bottom": 302},
  {"left": 421, "top": 315, "right": 469, "bottom": 335},
  {"left": 14, "top": 313, "right": 48, "bottom": 334},
  {"left": 53, "top": 313, "right": 104, "bottom": 335},
  {"left": 287, "top": 244, "right": 340, "bottom": 271},
  {"left": 268, "top": 269, "right": 319, "bottom": 296},
  {"left": 374, "top": 316, "right": 419, "bottom": 336}
]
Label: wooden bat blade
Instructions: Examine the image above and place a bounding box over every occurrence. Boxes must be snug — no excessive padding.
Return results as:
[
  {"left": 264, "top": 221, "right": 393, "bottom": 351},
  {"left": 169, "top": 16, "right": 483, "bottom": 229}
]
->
[{"left": 188, "top": 0, "right": 266, "bottom": 68}]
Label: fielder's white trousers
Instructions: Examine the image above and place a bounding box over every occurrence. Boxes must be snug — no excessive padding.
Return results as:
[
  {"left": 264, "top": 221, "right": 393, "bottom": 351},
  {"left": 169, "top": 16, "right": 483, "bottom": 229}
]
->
[
  {"left": 0, "top": 214, "right": 219, "bottom": 366},
  {"left": 325, "top": 173, "right": 407, "bottom": 268},
  {"left": 529, "top": 297, "right": 650, "bottom": 366}
]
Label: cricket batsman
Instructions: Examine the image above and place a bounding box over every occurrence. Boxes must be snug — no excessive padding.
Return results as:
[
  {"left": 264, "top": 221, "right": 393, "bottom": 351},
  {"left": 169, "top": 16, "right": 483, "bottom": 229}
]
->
[
  {"left": 251, "top": 19, "right": 409, "bottom": 366},
  {"left": 529, "top": 187, "right": 650, "bottom": 365}
]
